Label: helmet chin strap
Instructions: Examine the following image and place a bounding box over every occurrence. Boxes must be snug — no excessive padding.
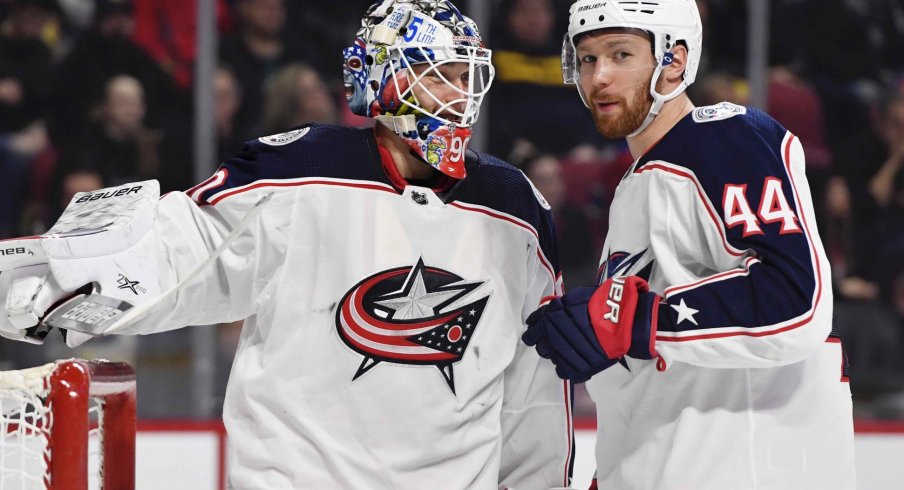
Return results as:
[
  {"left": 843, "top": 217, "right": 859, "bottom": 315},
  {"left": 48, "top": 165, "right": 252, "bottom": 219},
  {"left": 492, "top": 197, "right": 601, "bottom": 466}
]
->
[
  {"left": 627, "top": 61, "right": 689, "bottom": 139},
  {"left": 375, "top": 114, "right": 418, "bottom": 136}
]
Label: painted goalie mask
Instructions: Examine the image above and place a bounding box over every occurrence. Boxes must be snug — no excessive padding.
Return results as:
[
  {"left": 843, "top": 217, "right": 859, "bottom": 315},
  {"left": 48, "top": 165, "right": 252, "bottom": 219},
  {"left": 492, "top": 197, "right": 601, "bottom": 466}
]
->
[{"left": 343, "top": 0, "right": 494, "bottom": 179}]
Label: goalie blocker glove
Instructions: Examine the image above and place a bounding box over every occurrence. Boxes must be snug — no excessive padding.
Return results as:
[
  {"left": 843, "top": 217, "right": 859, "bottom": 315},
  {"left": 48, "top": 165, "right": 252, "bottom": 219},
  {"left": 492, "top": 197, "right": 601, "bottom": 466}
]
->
[
  {"left": 0, "top": 181, "right": 163, "bottom": 346},
  {"left": 522, "top": 276, "right": 660, "bottom": 382}
]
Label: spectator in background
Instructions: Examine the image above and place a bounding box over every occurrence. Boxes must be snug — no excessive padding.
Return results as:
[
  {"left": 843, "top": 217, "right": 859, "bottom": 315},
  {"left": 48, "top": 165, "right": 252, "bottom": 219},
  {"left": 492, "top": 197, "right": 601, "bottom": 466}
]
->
[
  {"left": 867, "top": 95, "right": 904, "bottom": 208},
  {"left": 0, "top": 0, "right": 59, "bottom": 237},
  {"left": 521, "top": 153, "right": 598, "bottom": 288},
  {"left": 57, "top": 74, "right": 161, "bottom": 199},
  {"left": 214, "top": 65, "right": 244, "bottom": 163},
  {"left": 829, "top": 94, "right": 904, "bottom": 313},
  {"left": 873, "top": 0, "right": 904, "bottom": 81},
  {"left": 853, "top": 168, "right": 904, "bottom": 307},
  {"left": 219, "top": 0, "right": 307, "bottom": 141},
  {"left": 282, "top": 0, "right": 373, "bottom": 82},
  {"left": 132, "top": 0, "right": 230, "bottom": 91},
  {"left": 260, "top": 62, "right": 338, "bottom": 136},
  {"left": 767, "top": 65, "right": 833, "bottom": 224},
  {"left": 487, "top": 0, "right": 603, "bottom": 161},
  {"left": 0, "top": 0, "right": 56, "bottom": 133},
  {"left": 687, "top": 71, "right": 747, "bottom": 107},
  {"left": 49, "top": 0, "right": 178, "bottom": 150},
  {"left": 837, "top": 97, "right": 904, "bottom": 304},
  {"left": 833, "top": 166, "right": 904, "bottom": 399},
  {"left": 832, "top": 94, "right": 904, "bottom": 241}
]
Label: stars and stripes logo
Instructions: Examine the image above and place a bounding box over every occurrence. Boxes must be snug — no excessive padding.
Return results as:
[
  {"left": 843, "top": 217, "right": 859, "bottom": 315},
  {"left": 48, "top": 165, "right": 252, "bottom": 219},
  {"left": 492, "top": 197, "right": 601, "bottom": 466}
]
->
[
  {"left": 336, "top": 258, "right": 489, "bottom": 394},
  {"left": 342, "top": 38, "right": 368, "bottom": 91}
]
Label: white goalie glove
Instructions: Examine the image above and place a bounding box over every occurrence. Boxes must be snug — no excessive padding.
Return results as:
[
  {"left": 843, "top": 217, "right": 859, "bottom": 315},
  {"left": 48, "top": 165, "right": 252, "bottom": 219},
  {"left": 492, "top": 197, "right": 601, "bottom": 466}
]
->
[{"left": 0, "top": 181, "right": 164, "bottom": 347}]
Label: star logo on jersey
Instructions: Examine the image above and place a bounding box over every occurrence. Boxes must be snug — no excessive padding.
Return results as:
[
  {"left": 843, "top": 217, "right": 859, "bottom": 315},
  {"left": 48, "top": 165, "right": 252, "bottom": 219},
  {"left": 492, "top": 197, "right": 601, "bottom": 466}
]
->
[
  {"left": 670, "top": 298, "right": 699, "bottom": 325},
  {"left": 116, "top": 274, "right": 144, "bottom": 295},
  {"left": 336, "top": 258, "right": 489, "bottom": 394}
]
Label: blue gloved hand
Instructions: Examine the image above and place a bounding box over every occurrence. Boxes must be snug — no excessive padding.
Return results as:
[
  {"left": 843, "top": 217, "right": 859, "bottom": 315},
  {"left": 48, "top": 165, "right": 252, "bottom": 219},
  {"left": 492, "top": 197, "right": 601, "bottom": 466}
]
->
[
  {"left": 522, "top": 288, "right": 618, "bottom": 383},
  {"left": 522, "top": 278, "right": 661, "bottom": 383}
]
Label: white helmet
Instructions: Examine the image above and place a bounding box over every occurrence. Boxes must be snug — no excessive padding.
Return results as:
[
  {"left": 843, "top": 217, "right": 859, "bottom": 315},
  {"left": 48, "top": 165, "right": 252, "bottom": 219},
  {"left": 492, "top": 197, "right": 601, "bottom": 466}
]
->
[
  {"left": 562, "top": 0, "right": 703, "bottom": 137},
  {"left": 343, "top": 0, "right": 494, "bottom": 179}
]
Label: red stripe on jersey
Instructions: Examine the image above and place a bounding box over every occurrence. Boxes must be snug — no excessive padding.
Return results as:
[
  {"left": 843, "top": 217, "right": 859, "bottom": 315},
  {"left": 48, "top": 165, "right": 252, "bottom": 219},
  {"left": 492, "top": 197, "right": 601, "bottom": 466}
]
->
[
  {"left": 664, "top": 257, "right": 760, "bottom": 297},
  {"left": 189, "top": 168, "right": 229, "bottom": 203},
  {"left": 449, "top": 202, "right": 539, "bottom": 239},
  {"left": 537, "top": 249, "right": 555, "bottom": 283},
  {"left": 449, "top": 201, "right": 558, "bottom": 284},
  {"left": 207, "top": 178, "right": 397, "bottom": 205},
  {"left": 187, "top": 170, "right": 223, "bottom": 197},
  {"left": 635, "top": 163, "right": 746, "bottom": 257},
  {"left": 782, "top": 133, "right": 825, "bottom": 335}
]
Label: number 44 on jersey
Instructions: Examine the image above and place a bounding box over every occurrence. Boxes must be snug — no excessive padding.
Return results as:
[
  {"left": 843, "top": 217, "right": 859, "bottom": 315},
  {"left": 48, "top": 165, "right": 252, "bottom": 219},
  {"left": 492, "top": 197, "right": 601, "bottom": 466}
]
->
[{"left": 723, "top": 177, "right": 802, "bottom": 237}]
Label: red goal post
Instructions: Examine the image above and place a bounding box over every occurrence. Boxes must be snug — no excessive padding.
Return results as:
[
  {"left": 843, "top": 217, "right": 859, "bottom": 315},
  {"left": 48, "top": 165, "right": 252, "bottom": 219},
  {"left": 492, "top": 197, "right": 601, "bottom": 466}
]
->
[{"left": 0, "top": 359, "right": 136, "bottom": 490}]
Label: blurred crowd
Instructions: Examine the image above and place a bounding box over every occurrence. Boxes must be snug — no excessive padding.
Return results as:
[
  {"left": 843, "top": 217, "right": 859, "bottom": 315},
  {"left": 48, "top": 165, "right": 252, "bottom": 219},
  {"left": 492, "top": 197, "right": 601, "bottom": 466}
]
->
[{"left": 1, "top": 0, "right": 903, "bottom": 420}]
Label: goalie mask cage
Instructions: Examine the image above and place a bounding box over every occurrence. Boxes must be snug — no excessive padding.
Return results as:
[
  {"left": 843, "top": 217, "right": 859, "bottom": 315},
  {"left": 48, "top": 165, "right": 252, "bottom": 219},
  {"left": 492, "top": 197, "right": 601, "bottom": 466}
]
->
[{"left": 0, "top": 360, "right": 135, "bottom": 490}]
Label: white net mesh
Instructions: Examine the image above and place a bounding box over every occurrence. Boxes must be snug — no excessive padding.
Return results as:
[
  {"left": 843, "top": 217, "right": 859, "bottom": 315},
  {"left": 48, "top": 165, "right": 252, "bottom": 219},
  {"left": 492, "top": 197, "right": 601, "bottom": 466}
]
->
[
  {"left": 0, "top": 363, "right": 54, "bottom": 490},
  {"left": 0, "top": 363, "right": 105, "bottom": 490}
]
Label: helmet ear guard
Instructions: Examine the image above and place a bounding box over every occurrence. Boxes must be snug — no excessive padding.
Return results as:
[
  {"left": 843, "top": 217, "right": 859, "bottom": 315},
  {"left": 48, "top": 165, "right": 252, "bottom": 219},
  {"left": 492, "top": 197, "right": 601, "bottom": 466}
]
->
[
  {"left": 342, "top": 0, "right": 495, "bottom": 179},
  {"left": 562, "top": 0, "right": 703, "bottom": 137}
]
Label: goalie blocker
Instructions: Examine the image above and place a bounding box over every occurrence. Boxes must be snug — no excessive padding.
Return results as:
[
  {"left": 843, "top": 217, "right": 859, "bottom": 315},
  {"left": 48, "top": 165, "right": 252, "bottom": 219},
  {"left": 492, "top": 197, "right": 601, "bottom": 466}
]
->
[{"left": 0, "top": 181, "right": 162, "bottom": 345}]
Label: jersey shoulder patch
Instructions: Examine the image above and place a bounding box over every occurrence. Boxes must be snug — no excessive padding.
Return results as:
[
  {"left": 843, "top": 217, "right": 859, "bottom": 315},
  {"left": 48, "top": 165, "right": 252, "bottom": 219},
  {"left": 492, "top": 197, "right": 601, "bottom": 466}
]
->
[
  {"left": 257, "top": 127, "right": 311, "bottom": 146},
  {"left": 692, "top": 102, "right": 747, "bottom": 123},
  {"left": 525, "top": 172, "right": 552, "bottom": 210}
]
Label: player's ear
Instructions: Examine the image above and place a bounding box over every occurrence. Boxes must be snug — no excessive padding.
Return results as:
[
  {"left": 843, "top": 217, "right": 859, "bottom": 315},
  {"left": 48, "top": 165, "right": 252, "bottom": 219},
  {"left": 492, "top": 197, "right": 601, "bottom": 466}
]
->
[{"left": 662, "top": 43, "right": 689, "bottom": 84}]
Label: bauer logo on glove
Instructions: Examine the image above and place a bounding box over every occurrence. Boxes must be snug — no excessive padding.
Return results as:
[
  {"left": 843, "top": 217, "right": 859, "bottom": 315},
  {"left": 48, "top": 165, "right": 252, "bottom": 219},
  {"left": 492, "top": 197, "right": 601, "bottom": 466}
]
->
[{"left": 601, "top": 276, "right": 626, "bottom": 323}]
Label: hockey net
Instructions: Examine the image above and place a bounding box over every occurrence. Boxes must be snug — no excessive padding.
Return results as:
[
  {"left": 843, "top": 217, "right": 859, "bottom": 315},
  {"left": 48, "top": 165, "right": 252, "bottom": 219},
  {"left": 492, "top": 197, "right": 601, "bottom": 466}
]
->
[{"left": 0, "top": 359, "right": 135, "bottom": 490}]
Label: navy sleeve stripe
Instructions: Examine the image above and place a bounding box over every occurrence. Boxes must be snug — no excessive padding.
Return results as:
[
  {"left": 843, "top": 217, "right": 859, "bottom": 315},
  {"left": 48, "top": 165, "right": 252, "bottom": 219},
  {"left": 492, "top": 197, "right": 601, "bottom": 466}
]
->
[
  {"left": 635, "top": 162, "right": 746, "bottom": 258},
  {"left": 656, "top": 133, "right": 826, "bottom": 341}
]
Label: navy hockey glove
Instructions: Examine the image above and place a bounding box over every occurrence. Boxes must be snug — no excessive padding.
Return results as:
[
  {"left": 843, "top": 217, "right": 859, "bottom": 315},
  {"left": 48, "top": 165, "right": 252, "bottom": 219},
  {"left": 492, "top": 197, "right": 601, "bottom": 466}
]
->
[
  {"left": 522, "top": 288, "right": 618, "bottom": 383},
  {"left": 522, "top": 277, "right": 660, "bottom": 382},
  {"left": 587, "top": 276, "right": 660, "bottom": 361}
]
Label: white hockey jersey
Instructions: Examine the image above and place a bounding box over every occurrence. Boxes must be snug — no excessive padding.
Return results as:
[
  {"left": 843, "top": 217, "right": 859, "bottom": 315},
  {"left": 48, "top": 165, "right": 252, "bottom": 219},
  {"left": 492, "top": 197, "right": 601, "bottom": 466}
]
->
[
  {"left": 586, "top": 104, "right": 855, "bottom": 489},
  {"left": 128, "top": 125, "right": 573, "bottom": 488}
]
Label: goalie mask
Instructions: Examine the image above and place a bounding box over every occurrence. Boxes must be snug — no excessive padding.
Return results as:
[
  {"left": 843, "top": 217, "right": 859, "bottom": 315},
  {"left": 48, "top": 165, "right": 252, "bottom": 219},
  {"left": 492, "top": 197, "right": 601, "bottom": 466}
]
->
[
  {"left": 562, "top": 0, "right": 703, "bottom": 137},
  {"left": 343, "top": 0, "right": 494, "bottom": 179}
]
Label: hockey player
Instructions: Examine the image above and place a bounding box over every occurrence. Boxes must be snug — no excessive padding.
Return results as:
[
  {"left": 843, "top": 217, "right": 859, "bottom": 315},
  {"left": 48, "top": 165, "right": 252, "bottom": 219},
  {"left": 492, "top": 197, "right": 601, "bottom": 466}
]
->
[
  {"left": 0, "top": 1, "right": 573, "bottom": 488},
  {"left": 521, "top": 1, "right": 856, "bottom": 488}
]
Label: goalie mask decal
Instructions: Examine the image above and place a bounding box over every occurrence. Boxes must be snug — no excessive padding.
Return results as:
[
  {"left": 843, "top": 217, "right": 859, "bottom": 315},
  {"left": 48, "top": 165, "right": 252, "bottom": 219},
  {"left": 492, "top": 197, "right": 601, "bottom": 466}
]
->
[{"left": 336, "top": 257, "right": 489, "bottom": 394}]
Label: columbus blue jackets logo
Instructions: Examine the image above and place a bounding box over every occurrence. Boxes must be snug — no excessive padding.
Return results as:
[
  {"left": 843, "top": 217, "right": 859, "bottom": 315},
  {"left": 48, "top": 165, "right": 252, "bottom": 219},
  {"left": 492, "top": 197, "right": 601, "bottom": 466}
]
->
[
  {"left": 692, "top": 102, "right": 746, "bottom": 123},
  {"left": 336, "top": 258, "right": 489, "bottom": 394},
  {"left": 597, "top": 249, "right": 654, "bottom": 284}
]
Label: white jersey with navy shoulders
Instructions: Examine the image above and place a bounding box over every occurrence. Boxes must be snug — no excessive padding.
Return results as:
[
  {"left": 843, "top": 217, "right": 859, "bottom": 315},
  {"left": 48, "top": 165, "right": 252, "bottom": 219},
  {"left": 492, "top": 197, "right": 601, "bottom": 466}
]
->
[
  {"left": 128, "top": 124, "right": 573, "bottom": 488},
  {"left": 586, "top": 103, "right": 855, "bottom": 489}
]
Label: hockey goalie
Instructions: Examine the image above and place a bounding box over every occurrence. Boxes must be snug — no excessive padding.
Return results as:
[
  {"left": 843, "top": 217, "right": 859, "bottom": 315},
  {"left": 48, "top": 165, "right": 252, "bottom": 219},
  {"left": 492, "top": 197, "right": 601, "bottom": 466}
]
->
[{"left": 0, "top": 1, "right": 574, "bottom": 488}]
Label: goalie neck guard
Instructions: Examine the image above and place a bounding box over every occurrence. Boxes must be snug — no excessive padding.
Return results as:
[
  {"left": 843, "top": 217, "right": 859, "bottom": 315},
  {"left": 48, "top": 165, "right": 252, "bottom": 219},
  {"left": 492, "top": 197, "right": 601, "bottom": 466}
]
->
[
  {"left": 343, "top": 0, "right": 494, "bottom": 179},
  {"left": 562, "top": 0, "right": 703, "bottom": 138}
]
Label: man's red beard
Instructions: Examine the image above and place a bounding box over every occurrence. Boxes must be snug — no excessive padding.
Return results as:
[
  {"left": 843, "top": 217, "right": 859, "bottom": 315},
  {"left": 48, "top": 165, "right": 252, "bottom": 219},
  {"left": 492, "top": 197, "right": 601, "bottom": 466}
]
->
[{"left": 589, "top": 77, "right": 654, "bottom": 139}]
